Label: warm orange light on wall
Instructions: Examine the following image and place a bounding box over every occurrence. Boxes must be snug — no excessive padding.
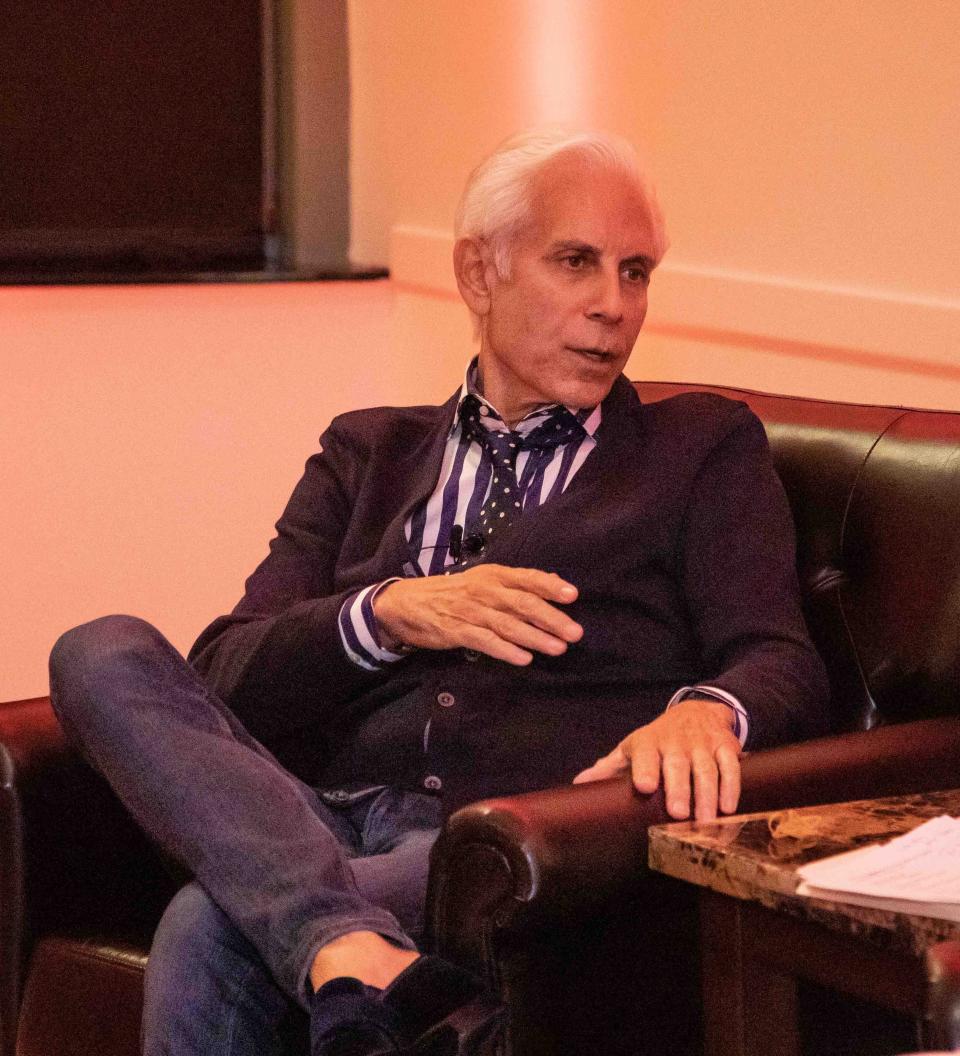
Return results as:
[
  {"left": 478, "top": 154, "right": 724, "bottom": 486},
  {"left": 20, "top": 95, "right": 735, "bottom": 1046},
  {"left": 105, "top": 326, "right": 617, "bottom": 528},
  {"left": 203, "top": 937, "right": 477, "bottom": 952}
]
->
[{"left": 524, "top": 0, "right": 589, "bottom": 124}]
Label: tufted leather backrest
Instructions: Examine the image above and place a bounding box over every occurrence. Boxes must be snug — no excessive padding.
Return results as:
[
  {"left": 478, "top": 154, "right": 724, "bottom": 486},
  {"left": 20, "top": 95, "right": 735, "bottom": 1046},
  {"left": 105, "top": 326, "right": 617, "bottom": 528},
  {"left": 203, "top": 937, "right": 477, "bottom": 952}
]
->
[{"left": 633, "top": 381, "right": 960, "bottom": 734}]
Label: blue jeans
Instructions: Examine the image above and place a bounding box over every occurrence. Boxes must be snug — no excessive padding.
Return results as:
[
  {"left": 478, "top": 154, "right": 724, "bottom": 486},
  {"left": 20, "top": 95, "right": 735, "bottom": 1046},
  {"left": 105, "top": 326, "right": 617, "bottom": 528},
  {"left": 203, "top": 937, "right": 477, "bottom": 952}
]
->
[{"left": 49, "top": 616, "right": 442, "bottom": 1055}]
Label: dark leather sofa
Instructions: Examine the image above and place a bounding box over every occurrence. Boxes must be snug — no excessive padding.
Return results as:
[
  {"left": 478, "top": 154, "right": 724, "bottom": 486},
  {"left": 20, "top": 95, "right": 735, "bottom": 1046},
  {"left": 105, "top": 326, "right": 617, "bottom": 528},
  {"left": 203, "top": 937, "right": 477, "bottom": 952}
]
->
[{"left": 4, "top": 381, "right": 960, "bottom": 1056}]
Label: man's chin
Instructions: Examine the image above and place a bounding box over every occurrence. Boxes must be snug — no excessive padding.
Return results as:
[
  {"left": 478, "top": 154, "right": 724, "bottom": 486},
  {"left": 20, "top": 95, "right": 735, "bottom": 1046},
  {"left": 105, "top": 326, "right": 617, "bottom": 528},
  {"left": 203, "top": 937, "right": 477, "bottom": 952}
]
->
[{"left": 558, "top": 371, "right": 621, "bottom": 410}]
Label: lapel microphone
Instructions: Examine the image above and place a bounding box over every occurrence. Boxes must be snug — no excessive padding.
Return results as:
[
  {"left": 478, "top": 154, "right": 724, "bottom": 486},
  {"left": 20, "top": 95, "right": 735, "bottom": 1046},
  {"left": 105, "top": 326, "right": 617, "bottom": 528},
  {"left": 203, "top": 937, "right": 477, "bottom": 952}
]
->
[
  {"left": 448, "top": 525, "right": 484, "bottom": 562},
  {"left": 462, "top": 532, "right": 484, "bottom": 555},
  {"left": 449, "top": 525, "right": 463, "bottom": 561}
]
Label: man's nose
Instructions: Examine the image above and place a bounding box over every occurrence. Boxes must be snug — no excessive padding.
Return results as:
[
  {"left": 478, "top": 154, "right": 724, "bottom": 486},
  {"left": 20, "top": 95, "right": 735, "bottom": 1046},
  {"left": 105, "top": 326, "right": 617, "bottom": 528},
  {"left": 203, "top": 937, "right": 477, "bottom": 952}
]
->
[{"left": 585, "top": 269, "right": 624, "bottom": 324}]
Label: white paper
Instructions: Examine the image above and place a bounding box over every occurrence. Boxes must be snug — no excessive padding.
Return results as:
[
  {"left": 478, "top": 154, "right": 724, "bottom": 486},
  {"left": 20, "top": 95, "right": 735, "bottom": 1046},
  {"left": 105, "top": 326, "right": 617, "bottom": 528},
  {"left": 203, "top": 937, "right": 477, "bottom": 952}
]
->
[{"left": 795, "top": 815, "right": 960, "bottom": 919}]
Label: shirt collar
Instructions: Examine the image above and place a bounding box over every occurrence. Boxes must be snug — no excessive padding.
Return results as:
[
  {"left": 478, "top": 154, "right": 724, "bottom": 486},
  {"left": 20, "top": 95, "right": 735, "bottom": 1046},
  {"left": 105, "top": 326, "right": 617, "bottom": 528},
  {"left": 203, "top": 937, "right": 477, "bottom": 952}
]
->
[{"left": 450, "top": 357, "right": 602, "bottom": 440}]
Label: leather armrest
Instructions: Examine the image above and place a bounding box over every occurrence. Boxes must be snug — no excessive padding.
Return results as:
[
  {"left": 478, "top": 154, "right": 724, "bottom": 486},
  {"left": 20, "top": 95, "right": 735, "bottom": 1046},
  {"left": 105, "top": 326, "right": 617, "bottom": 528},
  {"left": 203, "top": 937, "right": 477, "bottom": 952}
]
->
[
  {"left": 0, "top": 700, "right": 80, "bottom": 1056},
  {"left": 1, "top": 744, "right": 24, "bottom": 1056},
  {"left": 0, "top": 698, "right": 68, "bottom": 783},
  {"left": 427, "top": 775, "right": 668, "bottom": 968},
  {"left": 427, "top": 716, "right": 960, "bottom": 970},
  {"left": 429, "top": 777, "right": 664, "bottom": 929},
  {"left": 0, "top": 697, "right": 176, "bottom": 949},
  {"left": 737, "top": 716, "right": 960, "bottom": 813}
]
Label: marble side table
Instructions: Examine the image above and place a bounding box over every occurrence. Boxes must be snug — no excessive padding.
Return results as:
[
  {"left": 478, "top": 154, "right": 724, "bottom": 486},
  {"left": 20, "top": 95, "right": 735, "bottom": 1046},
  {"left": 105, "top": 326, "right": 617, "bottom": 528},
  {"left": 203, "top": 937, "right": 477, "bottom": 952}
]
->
[{"left": 648, "top": 790, "right": 960, "bottom": 1056}]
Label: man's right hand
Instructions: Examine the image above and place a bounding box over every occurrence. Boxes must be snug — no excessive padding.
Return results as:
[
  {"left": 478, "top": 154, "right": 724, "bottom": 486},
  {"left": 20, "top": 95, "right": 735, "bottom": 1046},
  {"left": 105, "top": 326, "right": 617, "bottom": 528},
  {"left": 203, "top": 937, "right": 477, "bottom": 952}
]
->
[{"left": 372, "top": 564, "right": 583, "bottom": 665}]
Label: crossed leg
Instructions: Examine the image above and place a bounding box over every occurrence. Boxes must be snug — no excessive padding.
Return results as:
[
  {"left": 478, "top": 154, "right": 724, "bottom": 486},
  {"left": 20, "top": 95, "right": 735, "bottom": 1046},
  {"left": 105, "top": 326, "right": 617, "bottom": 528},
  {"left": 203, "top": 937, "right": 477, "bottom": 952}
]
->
[
  {"left": 144, "top": 817, "right": 439, "bottom": 1056},
  {"left": 48, "top": 616, "right": 443, "bottom": 1053}
]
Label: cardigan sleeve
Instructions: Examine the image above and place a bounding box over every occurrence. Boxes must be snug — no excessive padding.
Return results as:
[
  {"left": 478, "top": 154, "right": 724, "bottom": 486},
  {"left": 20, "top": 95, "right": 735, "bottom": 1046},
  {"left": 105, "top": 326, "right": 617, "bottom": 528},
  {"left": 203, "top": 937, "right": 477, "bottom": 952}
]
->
[{"left": 677, "top": 405, "right": 832, "bottom": 750}]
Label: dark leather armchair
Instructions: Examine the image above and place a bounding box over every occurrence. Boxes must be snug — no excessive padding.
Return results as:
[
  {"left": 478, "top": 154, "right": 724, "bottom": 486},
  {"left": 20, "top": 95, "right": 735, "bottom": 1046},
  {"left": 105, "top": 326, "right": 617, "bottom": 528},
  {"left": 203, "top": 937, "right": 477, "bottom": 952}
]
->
[{"left": 4, "top": 382, "right": 960, "bottom": 1056}]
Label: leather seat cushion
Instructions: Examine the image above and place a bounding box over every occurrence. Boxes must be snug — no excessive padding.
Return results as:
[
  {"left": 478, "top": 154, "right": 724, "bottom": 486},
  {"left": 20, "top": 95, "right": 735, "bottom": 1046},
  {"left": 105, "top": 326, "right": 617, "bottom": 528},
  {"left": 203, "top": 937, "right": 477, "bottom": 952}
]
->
[{"left": 16, "top": 936, "right": 146, "bottom": 1056}]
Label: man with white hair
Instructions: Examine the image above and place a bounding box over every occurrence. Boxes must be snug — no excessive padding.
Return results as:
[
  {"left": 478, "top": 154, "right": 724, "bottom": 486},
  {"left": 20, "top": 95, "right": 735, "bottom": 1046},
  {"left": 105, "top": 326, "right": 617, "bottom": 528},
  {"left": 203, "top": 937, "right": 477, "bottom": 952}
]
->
[{"left": 49, "top": 129, "right": 829, "bottom": 1056}]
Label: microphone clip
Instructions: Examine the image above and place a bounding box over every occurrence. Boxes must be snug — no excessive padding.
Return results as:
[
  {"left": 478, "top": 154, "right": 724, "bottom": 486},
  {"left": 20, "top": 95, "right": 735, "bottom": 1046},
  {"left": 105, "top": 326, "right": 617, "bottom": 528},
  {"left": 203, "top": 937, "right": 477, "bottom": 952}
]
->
[{"left": 449, "top": 525, "right": 484, "bottom": 563}]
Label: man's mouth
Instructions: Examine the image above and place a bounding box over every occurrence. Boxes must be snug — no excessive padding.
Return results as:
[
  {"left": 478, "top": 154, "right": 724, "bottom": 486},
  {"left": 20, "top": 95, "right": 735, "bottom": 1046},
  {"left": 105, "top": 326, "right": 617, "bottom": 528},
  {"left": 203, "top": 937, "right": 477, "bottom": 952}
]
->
[{"left": 568, "top": 346, "right": 617, "bottom": 362}]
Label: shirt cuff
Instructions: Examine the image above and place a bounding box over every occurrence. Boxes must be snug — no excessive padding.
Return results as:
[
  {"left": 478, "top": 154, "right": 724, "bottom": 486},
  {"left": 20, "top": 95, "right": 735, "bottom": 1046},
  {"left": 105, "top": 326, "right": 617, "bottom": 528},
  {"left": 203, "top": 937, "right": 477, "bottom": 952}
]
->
[
  {"left": 666, "top": 685, "right": 749, "bottom": 747},
  {"left": 337, "top": 579, "right": 412, "bottom": 670}
]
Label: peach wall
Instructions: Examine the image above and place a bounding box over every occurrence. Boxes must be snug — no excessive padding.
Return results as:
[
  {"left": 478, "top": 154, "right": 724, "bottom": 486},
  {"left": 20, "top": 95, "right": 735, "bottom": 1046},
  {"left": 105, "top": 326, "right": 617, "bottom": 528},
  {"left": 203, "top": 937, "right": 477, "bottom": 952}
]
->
[{"left": 349, "top": 0, "right": 960, "bottom": 406}]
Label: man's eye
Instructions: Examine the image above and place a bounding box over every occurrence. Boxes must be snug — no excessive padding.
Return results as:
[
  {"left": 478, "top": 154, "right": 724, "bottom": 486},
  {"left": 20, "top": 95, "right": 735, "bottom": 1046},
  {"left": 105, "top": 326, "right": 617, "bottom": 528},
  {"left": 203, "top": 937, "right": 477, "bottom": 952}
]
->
[
  {"left": 622, "top": 265, "right": 649, "bottom": 284},
  {"left": 562, "top": 254, "right": 588, "bottom": 269}
]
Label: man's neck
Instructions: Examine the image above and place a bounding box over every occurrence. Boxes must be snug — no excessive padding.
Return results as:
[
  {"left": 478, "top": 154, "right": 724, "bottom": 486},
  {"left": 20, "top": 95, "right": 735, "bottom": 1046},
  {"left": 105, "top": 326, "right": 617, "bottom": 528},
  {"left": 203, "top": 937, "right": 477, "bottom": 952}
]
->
[{"left": 468, "top": 358, "right": 578, "bottom": 430}]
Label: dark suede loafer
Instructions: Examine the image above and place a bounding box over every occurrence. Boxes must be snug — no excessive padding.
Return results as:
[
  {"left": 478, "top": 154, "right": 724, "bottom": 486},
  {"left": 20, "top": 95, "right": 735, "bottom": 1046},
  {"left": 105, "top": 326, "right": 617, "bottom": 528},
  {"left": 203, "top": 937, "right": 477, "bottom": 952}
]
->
[
  {"left": 403, "top": 993, "right": 506, "bottom": 1056},
  {"left": 310, "top": 977, "right": 404, "bottom": 1056},
  {"left": 381, "top": 956, "right": 507, "bottom": 1055}
]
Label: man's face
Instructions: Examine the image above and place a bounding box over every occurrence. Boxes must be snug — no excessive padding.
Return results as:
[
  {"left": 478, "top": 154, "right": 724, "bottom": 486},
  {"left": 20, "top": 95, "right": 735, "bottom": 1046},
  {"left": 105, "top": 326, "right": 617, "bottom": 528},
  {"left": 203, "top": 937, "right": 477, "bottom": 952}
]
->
[{"left": 476, "top": 156, "right": 660, "bottom": 425}]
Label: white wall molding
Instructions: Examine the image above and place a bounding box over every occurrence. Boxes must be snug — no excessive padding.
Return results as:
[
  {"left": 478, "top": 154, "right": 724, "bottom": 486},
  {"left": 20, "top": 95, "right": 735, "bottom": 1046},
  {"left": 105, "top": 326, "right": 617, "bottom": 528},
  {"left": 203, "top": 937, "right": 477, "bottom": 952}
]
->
[{"left": 389, "top": 224, "right": 960, "bottom": 372}]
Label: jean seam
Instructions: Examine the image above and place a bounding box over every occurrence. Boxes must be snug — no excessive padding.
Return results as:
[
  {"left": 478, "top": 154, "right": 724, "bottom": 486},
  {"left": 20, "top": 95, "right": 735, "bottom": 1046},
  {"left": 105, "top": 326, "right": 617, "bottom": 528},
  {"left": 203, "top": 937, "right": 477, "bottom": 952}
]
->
[{"left": 223, "top": 956, "right": 267, "bottom": 1056}]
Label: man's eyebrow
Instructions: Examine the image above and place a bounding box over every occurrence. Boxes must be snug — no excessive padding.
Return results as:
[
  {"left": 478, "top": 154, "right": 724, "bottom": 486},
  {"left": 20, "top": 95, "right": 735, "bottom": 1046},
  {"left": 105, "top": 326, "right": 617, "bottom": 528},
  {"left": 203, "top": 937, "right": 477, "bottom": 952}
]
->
[
  {"left": 549, "top": 240, "right": 599, "bottom": 254},
  {"left": 622, "top": 253, "right": 657, "bottom": 272},
  {"left": 549, "top": 241, "right": 657, "bottom": 271}
]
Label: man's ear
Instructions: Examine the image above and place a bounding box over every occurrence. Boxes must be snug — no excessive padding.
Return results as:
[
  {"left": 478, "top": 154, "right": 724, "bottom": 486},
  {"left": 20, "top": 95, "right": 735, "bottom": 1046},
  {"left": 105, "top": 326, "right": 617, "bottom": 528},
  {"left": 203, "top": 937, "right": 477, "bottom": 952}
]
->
[{"left": 453, "top": 237, "right": 497, "bottom": 318}]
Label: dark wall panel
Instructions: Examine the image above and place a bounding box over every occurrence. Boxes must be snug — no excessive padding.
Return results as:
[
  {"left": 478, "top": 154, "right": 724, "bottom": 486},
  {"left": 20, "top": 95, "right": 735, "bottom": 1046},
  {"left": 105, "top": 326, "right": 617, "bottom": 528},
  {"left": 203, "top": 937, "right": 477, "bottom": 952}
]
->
[{"left": 1, "top": 1, "right": 266, "bottom": 271}]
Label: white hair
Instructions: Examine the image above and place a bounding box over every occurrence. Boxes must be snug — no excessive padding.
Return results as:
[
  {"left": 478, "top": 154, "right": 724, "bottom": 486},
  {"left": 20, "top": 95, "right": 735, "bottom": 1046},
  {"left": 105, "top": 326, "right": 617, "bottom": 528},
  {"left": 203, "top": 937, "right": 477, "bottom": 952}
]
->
[{"left": 454, "top": 127, "right": 669, "bottom": 280}]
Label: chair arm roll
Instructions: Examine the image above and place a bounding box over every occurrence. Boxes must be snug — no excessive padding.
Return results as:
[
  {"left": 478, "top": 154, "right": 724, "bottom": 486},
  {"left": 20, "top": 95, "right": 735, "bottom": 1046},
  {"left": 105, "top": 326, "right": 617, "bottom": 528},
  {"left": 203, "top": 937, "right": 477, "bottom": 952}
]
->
[
  {"left": 0, "top": 697, "right": 176, "bottom": 947},
  {"left": 0, "top": 697, "right": 71, "bottom": 787},
  {"left": 426, "top": 777, "right": 672, "bottom": 971}
]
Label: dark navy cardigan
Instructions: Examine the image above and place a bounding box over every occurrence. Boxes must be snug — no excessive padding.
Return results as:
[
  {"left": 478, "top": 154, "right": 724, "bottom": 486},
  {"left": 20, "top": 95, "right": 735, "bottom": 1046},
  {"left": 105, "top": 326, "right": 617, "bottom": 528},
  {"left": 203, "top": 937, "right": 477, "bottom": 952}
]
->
[{"left": 189, "top": 377, "right": 830, "bottom": 814}]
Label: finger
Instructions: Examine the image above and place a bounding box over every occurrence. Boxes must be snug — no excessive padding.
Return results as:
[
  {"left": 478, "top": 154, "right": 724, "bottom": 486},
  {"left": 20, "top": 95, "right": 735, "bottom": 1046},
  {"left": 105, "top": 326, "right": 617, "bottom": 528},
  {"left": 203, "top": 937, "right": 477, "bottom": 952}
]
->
[
  {"left": 690, "top": 747, "right": 719, "bottom": 823},
  {"left": 627, "top": 743, "right": 661, "bottom": 794},
  {"left": 661, "top": 752, "right": 693, "bottom": 820},
  {"left": 454, "top": 571, "right": 583, "bottom": 643},
  {"left": 716, "top": 742, "right": 742, "bottom": 815},
  {"left": 460, "top": 625, "right": 534, "bottom": 666},
  {"left": 490, "top": 599, "right": 578, "bottom": 646},
  {"left": 498, "top": 590, "right": 583, "bottom": 643},
  {"left": 572, "top": 746, "right": 628, "bottom": 784},
  {"left": 485, "top": 611, "right": 572, "bottom": 656},
  {"left": 492, "top": 566, "right": 579, "bottom": 604}
]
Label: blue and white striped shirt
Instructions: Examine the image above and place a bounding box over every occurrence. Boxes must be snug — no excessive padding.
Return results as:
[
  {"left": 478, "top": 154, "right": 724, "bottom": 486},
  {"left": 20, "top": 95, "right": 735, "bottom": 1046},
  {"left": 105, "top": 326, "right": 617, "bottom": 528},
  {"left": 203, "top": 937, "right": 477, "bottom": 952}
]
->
[
  {"left": 338, "top": 361, "right": 598, "bottom": 663},
  {"left": 336, "top": 361, "right": 748, "bottom": 745}
]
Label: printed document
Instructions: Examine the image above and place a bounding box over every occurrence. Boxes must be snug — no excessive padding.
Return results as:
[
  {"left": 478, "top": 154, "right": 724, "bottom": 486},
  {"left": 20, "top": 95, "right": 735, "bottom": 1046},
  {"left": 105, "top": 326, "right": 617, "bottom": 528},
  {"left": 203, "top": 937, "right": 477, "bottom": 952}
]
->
[{"left": 795, "top": 814, "right": 960, "bottom": 921}]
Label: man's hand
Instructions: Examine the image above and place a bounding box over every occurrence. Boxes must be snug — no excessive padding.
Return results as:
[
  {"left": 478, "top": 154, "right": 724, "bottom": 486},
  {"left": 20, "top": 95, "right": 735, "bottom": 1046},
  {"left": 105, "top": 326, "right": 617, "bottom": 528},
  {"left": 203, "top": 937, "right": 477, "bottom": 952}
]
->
[
  {"left": 373, "top": 564, "right": 583, "bottom": 666},
  {"left": 572, "top": 698, "right": 742, "bottom": 822}
]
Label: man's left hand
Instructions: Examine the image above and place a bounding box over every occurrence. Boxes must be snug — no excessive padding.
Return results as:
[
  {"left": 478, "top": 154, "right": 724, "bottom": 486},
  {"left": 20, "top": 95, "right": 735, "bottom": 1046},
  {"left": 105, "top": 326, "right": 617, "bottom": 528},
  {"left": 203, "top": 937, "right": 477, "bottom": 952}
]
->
[{"left": 572, "top": 698, "right": 742, "bottom": 821}]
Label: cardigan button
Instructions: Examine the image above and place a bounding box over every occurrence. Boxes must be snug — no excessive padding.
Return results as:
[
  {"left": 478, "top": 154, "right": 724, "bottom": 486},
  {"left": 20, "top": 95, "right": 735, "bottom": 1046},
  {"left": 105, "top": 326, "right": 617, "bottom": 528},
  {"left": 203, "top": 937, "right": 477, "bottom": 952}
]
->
[
  {"left": 437, "top": 691, "right": 455, "bottom": 707},
  {"left": 462, "top": 649, "right": 481, "bottom": 662},
  {"left": 423, "top": 775, "right": 443, "bottom": 791}
]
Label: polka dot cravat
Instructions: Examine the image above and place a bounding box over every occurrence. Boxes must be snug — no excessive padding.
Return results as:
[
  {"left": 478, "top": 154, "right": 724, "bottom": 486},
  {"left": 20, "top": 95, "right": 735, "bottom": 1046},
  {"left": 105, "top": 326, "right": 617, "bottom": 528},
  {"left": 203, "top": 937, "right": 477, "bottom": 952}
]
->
[{"left": 459, "top": 394, "right": 586, "bottom": 545}]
